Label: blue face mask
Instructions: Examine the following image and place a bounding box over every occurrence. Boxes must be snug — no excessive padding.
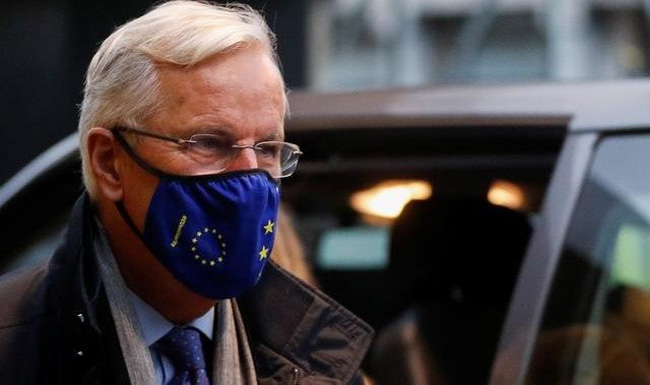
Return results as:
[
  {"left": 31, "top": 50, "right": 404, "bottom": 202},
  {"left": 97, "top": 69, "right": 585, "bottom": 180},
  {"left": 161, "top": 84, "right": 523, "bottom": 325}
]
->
[{"left": 114, "top": 133, "right": 280, "bottom": 299}]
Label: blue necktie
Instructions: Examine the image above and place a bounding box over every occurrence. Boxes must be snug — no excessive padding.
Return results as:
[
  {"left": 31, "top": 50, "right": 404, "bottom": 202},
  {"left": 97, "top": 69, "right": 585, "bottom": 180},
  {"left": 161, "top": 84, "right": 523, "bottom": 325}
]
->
[{"left": 159, "top": 327, "right": 211, "bottom": 385}]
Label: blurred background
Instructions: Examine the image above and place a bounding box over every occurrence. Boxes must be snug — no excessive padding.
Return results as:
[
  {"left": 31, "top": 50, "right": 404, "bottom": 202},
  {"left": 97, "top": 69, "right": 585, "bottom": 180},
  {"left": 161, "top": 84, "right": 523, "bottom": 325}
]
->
[
  {"left": 5, "top": 2, "right": 650, "bottom": 383},
  {"left": 2, "top": 0, "right": 650, "bottom": 185}
]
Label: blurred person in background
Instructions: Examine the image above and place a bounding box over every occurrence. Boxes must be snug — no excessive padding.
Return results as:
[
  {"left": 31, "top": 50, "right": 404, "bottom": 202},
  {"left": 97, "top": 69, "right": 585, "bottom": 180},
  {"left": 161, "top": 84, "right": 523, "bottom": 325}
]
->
[
  {"left": 0, "top": 1, "right": 372, "bottom": 384},
  {"left": 271, "top": 204, "right": 318, "bottom": 287},
  {"left": 370, "top": 196, "right": 531, "bottom": 385}
]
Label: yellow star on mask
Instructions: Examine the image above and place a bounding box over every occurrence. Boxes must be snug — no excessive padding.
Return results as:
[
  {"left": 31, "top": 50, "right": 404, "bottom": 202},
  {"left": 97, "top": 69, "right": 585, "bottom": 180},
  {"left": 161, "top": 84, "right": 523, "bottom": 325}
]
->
[
  {"left": 259, "top": 245, "right": 269, "bottom": 260},
  {"left": 263, "top": 220, "right": 275, "bottom": 235}
]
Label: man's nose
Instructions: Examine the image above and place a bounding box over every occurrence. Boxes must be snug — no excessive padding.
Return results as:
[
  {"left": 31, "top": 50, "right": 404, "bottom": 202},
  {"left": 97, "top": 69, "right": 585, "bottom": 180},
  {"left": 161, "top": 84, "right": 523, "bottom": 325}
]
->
[{"left": 226, "top": 147, "right": 258, "bottom": 171}]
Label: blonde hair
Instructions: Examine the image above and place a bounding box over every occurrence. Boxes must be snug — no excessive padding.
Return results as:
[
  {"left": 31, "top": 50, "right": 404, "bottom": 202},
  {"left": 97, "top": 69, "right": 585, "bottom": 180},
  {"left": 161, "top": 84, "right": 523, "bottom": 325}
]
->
[{"left": 78, "top": 0, "right": 280, "bottom": 198}]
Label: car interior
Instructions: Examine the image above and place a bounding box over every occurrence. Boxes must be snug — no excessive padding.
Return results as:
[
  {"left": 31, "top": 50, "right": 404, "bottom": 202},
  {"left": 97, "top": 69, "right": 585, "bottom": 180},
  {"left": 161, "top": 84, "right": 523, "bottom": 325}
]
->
[{"left": 284, "top": 121, "right": 566, "bottom": 383}]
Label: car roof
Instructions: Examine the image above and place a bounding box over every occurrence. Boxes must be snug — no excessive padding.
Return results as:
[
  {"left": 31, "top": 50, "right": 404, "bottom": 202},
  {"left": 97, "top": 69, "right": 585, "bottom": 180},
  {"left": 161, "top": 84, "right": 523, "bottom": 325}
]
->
[
  {"left": 0, "top": 133, "right": 78, "bottom": 210},
  {"left": 287, "top": 79, "right": 650, "bottom": 132}
]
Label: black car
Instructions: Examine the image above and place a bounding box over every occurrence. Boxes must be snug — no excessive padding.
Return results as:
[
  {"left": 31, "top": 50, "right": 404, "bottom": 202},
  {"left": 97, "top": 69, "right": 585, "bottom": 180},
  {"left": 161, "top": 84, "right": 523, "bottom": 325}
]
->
[{"left": 3, "top": 80, "right": 650, "bottom": 384}]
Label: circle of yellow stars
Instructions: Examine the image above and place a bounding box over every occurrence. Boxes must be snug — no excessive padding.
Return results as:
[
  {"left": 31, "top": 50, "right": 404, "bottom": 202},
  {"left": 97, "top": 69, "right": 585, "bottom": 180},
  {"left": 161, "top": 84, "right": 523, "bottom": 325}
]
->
[
  {"left": 259, "top": 219, "right": 275, "bottom": 260},
  {"left": 190, "top": 227, "right": 227, "bottom": 267}
]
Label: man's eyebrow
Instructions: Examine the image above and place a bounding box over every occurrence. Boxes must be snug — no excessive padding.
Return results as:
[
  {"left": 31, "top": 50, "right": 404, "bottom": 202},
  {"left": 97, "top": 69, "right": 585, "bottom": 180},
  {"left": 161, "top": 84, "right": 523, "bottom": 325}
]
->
[
  {"left": 262, "top": 131, "right": 284, "bottom": 141},
  {"left": 190, "top": 126, "right": 232, "bottom": 136}
]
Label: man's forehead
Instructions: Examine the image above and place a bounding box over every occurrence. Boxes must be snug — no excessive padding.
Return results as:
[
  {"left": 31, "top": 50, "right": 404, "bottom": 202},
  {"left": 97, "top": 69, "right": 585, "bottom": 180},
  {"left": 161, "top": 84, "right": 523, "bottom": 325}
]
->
[
  {"left": 156, "top": 47, "right": 283, "bottom": 87},
  {"left": 156, "top": 51, "right": 284, "bottom": 103}
]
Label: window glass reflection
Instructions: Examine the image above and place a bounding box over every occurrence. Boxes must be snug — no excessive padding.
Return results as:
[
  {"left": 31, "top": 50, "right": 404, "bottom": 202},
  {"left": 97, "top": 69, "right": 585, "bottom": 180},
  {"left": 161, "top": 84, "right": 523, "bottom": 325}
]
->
[{"left": 528, "top": 134, "right": 650, "bottom": 384}]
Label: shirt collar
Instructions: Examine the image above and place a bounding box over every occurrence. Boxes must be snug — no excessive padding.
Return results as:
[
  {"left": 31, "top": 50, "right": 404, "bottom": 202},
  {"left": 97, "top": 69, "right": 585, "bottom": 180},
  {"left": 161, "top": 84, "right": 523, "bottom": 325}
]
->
[{"left": 127, "top": 289, "right": 215, "bottom": 346}]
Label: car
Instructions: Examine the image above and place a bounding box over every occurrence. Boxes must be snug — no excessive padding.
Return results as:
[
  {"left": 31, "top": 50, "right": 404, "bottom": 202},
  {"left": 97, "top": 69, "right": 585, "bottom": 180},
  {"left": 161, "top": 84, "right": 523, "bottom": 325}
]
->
[{"left": 2, "top": 80, "right": 650, "bottom": 384}]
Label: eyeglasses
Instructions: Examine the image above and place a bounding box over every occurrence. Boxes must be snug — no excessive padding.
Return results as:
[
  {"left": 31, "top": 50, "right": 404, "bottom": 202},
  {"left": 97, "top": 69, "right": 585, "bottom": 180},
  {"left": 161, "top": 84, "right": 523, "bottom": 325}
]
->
[{"left": 113, "top": 126, "right": 303, "bottom": 178}]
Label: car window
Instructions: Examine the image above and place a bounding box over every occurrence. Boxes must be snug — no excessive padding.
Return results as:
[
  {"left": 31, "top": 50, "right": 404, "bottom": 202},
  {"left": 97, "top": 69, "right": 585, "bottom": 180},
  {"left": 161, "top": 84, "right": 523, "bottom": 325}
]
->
[
  {"left": 317, "top": 226, "right": 390, "bottom": 270},
  {"left": 527, "top": 133, "right": 650, "bottom": 384}
]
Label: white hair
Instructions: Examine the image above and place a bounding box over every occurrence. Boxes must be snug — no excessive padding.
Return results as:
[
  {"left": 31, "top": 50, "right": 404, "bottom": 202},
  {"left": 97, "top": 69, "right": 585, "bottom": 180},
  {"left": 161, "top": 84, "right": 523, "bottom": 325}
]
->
[{"left": 79, "top": 0, "right": 282, "bottom": 198}]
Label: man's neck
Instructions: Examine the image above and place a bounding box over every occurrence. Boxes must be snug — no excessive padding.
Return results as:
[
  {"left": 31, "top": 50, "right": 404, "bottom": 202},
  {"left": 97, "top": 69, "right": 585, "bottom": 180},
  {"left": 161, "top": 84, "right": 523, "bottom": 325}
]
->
[{"left": 128, "top": 288, "right": 215, "bottom": 344}]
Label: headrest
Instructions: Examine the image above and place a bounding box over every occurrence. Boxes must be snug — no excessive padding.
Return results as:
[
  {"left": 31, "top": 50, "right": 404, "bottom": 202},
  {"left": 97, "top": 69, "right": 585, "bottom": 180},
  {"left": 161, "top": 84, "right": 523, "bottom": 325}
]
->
[{"left": 388, "top": 195, "right": 532, "bottom": 305}]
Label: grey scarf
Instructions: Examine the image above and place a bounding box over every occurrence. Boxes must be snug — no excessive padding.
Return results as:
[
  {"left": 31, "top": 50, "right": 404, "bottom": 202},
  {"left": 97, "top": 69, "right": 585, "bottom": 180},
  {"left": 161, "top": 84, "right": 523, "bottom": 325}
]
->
[{"left": 93, "top": 219, "right": 258, "bottom": 385}]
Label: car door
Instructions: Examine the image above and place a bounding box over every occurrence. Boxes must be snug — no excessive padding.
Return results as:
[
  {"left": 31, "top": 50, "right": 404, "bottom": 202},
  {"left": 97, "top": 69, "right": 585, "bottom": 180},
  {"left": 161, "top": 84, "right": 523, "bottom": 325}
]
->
[{"left": 493, "top": 128, "right": 650, "bottom": 384}]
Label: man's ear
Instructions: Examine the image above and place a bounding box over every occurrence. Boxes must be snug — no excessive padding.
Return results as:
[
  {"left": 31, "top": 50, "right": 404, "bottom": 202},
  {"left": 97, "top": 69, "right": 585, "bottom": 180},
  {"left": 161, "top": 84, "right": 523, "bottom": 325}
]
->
[{"left": 87, "top": 127, "right": 124, "bottom": 201}]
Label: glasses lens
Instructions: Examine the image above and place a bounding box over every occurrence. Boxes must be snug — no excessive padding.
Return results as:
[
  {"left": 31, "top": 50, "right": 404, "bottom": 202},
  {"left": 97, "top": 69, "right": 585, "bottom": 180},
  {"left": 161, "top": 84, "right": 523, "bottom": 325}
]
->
[
  {"left": 257, "top": 142, "right": 302, "bottom": 178},
  {"left": 187, "top": 134, "right": 233, "bottom": 168},
  {"left": 187, "top": 135, "right": 301, "bottom": 178}
]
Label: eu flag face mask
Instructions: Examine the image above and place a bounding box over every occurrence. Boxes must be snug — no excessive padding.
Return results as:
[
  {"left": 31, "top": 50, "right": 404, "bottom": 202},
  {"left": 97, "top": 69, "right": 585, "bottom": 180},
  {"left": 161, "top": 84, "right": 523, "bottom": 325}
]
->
[{"left": 114, "top": 134, "right": 280, "bottom": 299}]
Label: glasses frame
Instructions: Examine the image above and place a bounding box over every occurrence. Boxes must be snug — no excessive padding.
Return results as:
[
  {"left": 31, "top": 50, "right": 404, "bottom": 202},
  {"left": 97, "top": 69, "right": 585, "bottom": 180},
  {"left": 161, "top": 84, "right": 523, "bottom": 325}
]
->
[{"left": 112, "top": 126, "right": 303, "bottom": 178}]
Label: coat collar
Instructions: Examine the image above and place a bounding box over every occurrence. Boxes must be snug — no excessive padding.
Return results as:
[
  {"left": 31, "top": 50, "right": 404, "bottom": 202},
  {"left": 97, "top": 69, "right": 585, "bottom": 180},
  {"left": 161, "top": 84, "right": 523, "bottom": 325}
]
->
[
  {"left": 48, "top": 194, "right": 106, "bottom": 334},
  {"left": 241, "top": 261, "right": 374, "bottom": 382},
  {"left": 42, "top": 193, "right": 131, "bottom": 384}
]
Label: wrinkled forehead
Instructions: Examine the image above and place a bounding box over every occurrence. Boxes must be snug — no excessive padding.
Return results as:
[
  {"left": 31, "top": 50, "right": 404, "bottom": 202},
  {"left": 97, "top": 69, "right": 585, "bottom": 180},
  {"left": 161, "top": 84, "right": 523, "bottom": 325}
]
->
[
  {"left": 157, "top": 46, "right": 285, "bottom": 107},
  {"left": 148, "top": 47, "right": 287, "bottom": 138}
]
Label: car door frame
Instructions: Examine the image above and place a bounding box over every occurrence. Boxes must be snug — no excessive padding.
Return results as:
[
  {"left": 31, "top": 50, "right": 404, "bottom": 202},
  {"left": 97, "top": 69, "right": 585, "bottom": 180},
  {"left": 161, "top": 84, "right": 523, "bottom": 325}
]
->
[{"left": 491, "top": 105, "right": 650, "bottom": 384}]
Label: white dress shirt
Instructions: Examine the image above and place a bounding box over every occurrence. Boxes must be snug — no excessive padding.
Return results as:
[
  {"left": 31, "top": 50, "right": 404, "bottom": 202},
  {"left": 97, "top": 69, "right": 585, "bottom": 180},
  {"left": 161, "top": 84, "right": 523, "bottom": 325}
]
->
[{"left": 128, "top": 290, "right": 214, "bottom": 385}]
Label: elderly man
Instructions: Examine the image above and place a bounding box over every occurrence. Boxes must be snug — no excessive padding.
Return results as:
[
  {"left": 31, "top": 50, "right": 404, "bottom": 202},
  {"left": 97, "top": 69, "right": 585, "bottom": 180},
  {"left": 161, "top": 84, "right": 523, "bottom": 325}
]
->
[{"left": 0, "top": 1, "right": 372, "bottom": 384}]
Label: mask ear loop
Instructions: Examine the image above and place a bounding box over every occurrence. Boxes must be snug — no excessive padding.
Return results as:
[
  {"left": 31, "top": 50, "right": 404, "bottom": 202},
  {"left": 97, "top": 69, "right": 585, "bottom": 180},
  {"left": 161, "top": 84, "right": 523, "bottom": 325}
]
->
[
  {"left": 114, "top": 200, "right": 147, "bottom": 243},
  {"left": 110, "top": 130, "right": 155, "bottom": 242}
]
